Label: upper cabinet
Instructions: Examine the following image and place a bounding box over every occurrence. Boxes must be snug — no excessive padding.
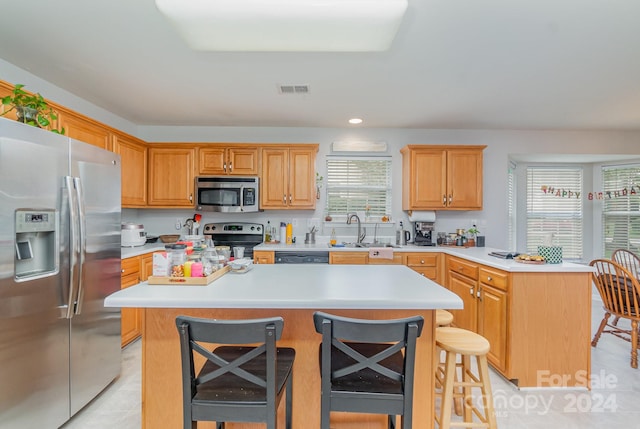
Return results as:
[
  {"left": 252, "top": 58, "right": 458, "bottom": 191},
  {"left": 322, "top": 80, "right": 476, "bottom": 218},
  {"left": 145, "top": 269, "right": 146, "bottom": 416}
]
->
[
  {"left": 198, "top": 145, "right": 259, "bottom": 176},
  {"left": 58, "top": 111, "right": 111, "bottom": 150},
  {"left": 260, "top": 145, "right": 318, "bottom": 210},
  {"left": 113, "top": 132, "right": 148, "bottom": 207},
  {"left": 147, "top": 145, "right": 196, "bottom": 207},
  {"left": 401, "top": 145, "right": 485, "bottom": 211}
]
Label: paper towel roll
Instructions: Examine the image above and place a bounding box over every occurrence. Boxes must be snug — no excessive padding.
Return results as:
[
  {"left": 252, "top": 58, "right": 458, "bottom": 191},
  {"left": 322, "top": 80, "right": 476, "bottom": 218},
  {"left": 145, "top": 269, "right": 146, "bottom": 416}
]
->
[{"left": 408, "top": 211, "right": 436, "bottom": 222}]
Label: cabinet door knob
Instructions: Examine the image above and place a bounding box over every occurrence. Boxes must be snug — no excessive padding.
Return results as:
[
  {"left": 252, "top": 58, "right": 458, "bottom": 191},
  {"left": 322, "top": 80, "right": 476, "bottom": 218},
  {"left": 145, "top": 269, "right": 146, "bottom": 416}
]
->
[
  {"left": 289, "top": 194, "right": 292, "bottom": 203},
  {"left": 448, "top": 194, "right": 452, "bottom": 204},
  {"left": 223, "top": 162, "right": 226, "bottom": 172},
  {"left": 121, "top": 269, "right": 125, "bottom": 273},
  {"left": 283, "top": 194, "right": 287, "bottom": 204},
  {"left": 420, "top": 260, "right": 425, "bottom": 264},
  {"left": 487, "top": 276, "right": 492, "bottom": 281},
  {"left": 469, "top": 287, "right": 474, "bottom": 296},
  {"left": 442, "top": 195, "right": 447, "bottom": 206},
  {"left": 229, "top": 161, "right": 232, "bottom": 172}
]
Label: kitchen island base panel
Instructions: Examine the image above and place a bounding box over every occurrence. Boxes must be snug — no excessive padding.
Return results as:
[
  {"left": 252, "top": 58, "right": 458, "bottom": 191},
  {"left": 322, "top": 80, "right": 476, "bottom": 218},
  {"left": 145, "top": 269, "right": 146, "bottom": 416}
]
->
[
  {"left": 142, "top": 308, "right": 436, "bottom": 429},
  {"left": 509, "top": 272, "right": 592, "bottom": 388}
]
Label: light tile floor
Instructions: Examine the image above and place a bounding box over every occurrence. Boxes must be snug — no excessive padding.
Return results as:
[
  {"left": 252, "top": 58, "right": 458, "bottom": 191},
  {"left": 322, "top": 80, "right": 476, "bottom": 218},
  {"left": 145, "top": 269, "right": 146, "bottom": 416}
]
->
[{"left": 62, "top": 295, "right": 640, "bottom": 428}]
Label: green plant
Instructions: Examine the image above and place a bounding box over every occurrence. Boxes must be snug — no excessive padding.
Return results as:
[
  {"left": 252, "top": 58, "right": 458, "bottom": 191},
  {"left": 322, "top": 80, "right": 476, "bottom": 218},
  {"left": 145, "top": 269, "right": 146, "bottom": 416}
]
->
[
  {"left": 1, "top": 84, "right": 65, "bottom": 134},
  {"left": 467, "top": 226, "right": 480, "bottom": 236}
]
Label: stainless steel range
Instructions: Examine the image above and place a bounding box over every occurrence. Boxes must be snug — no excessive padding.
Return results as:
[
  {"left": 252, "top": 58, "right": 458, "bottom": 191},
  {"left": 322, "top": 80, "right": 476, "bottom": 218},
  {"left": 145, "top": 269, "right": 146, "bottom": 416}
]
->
[{"left": 203, "top": 222, "right": 263, "bottom": 259}]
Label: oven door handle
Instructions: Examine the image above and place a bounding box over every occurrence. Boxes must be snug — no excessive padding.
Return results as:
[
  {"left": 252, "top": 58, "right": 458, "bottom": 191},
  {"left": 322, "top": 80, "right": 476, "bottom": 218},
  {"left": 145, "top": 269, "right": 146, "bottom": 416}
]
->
[{"left": 240, "top": 185, "right": 244, "bottom": 212}]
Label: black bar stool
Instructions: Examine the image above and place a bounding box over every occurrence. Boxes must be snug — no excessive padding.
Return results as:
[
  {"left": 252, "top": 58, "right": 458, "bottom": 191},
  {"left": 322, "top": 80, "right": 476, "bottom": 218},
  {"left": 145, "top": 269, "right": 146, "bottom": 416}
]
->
[
  {"left": 313, "top": 311, "right": 424, "bottom": 429},
  {"left": 175, "top": 315, "right": 295, "bottom": 429}
]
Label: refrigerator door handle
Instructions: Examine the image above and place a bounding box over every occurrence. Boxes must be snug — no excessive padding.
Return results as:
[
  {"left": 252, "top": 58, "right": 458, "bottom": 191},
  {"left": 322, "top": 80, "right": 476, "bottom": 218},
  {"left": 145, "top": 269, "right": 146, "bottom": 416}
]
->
[
  {"left": 73, "top": 177, "right": 87, "bottom": 315},
  {"left": 64, "top": 176, "right": 80, "bottom": 319}
]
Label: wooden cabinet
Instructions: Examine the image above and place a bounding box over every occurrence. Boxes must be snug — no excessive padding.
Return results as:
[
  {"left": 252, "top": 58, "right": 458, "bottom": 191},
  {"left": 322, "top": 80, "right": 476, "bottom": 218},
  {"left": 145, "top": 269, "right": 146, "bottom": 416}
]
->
[
  {"left": 260, "top": 145, "right": 318, "bottom": 210},
  {"left": 148, "top": 145, "right": 196, "bottom": 207},
  {"left": 329, "top": 252, "right": 368, "bottom": 264},
  {"left": 446, "top": 255, "right": 480, "bottom": 332},
  {"left": 113, "top": 132, "right": 148, "bottom": 207},
  {"left": 401, "top": 145, "right": 485, "bottom": 210},
  {"left": 59, "top": 111, "right": 111, "bottom": 150},
  {"left": 405, "top": 253, "right": 439, "bottom": 281},
  {"left": 141, "top": 253, "right": 154, "bottom": 281},
  {"left": 445, "top": 256, "right": 510, "bottom": 374},
  {"left": 198, "top": 145, "right": 259, "bottom": 175},
  {"left": 121, "top": 256, "right": 142, "bottom": 347},
  {"left": 477, "top": 267, "right": 509, "bottom": 372},
  {"left": 253, "top": 250, "right": 275, "bottom": 264}
]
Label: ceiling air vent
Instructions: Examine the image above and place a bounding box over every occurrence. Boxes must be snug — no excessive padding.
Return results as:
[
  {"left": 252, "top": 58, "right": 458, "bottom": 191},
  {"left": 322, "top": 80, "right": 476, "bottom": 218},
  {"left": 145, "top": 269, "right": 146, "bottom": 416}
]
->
[{"left": 278, "top": 84, "right": 310, "bottom": 94}]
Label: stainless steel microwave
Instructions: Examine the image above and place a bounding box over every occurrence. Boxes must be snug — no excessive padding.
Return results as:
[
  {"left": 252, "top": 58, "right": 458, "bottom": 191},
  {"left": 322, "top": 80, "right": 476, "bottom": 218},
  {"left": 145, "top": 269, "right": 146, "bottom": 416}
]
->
[{"left": 195, "top": 176, "right": 260, "bottom": 213}]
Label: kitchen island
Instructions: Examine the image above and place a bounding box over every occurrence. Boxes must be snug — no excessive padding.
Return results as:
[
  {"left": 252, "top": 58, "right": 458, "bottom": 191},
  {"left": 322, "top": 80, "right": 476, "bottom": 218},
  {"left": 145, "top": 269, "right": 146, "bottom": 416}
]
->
[
  {"left": 105, "top": 264, "right": 462, "bottom": 429},
  {"left": 255, "top": 244, "right": 595, "bottom": 389}
]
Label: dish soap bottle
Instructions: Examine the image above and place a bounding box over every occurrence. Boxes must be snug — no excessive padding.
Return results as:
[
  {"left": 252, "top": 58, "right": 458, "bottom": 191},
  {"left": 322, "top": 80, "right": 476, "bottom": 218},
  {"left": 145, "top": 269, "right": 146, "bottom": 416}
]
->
[{"left": 330, "top": 228, "right": 337, "bottom": 246}]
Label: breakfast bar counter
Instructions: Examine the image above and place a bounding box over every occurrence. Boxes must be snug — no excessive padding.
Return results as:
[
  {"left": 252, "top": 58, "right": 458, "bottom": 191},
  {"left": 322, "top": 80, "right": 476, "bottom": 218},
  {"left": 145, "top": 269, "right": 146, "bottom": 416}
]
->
[{"left": 105, "top": 264, "right": 462, "bottom": 429}]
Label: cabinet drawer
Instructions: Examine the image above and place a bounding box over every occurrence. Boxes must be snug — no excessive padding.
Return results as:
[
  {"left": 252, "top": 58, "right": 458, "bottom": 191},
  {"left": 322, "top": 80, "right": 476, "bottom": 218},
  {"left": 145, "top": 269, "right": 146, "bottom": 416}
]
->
[
  {"left": 121, "top": 257, "right": 140, "bottom": 278},
  {"left": 446, "top": 256, "right": 478, "bottom": 280},
  {"left": 409, "top": 266, "right": 437, "bottom": 280},
  {"left": 330, "top": 252, "right": 368, "bottom": 265},
  {"left": 479, "top": 267, "right": 508, "bottom": 291},
  {"left": 406, "top": 254, "right": 438, "bottom": 267}
]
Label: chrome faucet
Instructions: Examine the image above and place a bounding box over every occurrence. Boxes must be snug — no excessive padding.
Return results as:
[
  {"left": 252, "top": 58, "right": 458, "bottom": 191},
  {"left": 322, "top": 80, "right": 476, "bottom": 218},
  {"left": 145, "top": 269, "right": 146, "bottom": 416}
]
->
[{"left": 346, "top": 213, "right": 366, "bottom": 243}]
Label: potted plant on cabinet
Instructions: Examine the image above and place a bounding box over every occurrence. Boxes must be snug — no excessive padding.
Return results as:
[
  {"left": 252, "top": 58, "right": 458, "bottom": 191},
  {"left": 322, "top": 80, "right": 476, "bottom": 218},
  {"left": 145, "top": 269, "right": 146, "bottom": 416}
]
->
[
  {"left": 466, "top": 226, "right": 480, "bottom": 247},
  {"left": 1, "top": 83, "right": 65, "bottom": 134}
]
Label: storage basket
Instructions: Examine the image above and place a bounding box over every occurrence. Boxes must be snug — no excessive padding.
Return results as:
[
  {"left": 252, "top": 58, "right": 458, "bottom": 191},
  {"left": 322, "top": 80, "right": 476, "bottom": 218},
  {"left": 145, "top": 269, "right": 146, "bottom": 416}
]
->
[{"left": 538, "top": 246, "right": 562, "bottom": 264}]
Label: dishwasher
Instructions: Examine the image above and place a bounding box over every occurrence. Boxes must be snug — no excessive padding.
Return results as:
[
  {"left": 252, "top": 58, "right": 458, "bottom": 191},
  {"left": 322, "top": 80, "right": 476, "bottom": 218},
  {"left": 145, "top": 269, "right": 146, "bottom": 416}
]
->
[{"left": 274, "top": 251, "right": 329, "bottom": 264}]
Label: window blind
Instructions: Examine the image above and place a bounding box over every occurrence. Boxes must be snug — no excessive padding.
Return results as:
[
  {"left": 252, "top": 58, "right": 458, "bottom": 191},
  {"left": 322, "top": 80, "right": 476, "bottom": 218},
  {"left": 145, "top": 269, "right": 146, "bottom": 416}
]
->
[
  {"left": 602, "top": 164, "right": 640, "bottom": 258},
  {"left": 507, "top": 161, "right": 516, "bottom": 250},
  {"left": 325, "top": 156, "right": 392, "bottom": 218},
  {"left": 526, "top": 167, "right": 583, "bottom": 260}
]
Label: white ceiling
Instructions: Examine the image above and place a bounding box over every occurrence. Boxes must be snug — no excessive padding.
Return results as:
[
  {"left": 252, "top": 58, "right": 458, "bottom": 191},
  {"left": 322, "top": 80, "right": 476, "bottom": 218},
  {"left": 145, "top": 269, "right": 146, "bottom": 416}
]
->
[{"left": 1, "top": 0, "right": 639, "bottom": 130}]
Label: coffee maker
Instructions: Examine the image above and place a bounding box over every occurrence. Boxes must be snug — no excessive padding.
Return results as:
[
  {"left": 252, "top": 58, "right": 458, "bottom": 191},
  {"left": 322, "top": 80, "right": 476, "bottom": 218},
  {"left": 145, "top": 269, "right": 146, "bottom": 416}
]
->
[{"left": 413, "top": 221, "right": 435, "bottom": 246}]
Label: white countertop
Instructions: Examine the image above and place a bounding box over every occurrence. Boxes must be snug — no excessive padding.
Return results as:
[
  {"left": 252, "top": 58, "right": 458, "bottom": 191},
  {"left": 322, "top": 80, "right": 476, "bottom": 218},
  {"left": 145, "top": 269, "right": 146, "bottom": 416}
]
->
[
  {"left": 104, "top": 264, "right": 463, "bottom": 310},
  {"left": 121, "top": 243, "right": 166, "bottom": 259},
  {"left": 255, "top": 243, "right": 593, "bottom": 273}
]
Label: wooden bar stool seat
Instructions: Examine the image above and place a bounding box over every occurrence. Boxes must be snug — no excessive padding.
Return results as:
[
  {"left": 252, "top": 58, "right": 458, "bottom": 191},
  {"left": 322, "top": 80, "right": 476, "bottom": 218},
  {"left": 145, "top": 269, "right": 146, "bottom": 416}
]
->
[
  {"left": 436, "top": 310, "right": 454, "bottom": 327},
  {"left": 435, "top": 327, "right": 497, "bottom": 429}
]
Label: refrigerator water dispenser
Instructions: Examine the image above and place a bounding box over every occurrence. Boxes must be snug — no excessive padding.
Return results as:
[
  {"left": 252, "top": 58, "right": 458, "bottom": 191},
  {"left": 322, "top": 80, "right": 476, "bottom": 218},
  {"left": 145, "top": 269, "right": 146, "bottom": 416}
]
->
[{"left": 15, "top": 209, "right": 58, "bottom": 280}]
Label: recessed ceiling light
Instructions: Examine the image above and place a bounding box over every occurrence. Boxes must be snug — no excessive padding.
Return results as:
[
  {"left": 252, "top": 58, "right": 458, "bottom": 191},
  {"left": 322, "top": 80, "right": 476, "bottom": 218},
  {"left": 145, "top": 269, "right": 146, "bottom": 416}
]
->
[{"left": 348, "top": 118, "right": 363, "bottom": 125}]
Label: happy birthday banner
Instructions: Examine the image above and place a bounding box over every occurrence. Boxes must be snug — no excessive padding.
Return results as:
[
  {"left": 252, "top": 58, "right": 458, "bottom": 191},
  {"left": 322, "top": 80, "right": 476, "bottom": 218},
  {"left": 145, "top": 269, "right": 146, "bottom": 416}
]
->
[{"left": 541, "top": 185, "right": 640, "bottom": 200}]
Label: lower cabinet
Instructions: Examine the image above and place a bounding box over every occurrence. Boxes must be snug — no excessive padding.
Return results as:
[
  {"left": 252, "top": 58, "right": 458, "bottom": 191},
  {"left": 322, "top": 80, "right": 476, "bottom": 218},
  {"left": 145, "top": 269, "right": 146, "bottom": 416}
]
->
[
  {"left": 405, "top": 253, "right": 439, "bottom": 281},
  {"left": 445, "top": 255, "right": 509, "bottom": 374},
  {"left": 253, "top": 250, "right": 275, "bottom": 264},
  {"left": 121, "top": 253, "right": 153, "bottom": 347}
]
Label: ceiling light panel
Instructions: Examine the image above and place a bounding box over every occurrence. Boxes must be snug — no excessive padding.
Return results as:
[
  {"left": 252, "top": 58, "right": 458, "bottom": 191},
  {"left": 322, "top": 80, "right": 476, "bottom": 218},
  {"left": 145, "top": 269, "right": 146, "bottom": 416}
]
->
[{"left": 155, "top": 0, "right": 408, "bottom": 52}]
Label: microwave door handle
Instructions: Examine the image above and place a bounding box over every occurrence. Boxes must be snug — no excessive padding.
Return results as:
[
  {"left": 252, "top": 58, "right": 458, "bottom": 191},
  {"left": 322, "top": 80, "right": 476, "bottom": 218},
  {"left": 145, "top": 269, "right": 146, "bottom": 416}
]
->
[{"left": 240, "top": 185, "right": 244, "bottom": 212}]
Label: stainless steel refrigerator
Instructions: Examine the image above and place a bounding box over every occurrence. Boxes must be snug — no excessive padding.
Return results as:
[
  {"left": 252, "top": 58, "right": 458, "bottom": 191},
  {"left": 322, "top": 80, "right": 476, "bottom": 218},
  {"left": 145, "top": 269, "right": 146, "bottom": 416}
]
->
[{"left": 0, "top": 118, "right": 122, "bottom": 428}]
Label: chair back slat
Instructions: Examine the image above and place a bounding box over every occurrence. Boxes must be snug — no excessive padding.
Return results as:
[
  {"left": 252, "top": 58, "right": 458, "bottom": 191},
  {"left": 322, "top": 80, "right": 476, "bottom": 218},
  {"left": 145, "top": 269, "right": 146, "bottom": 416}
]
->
[
  {"left": 177, "top": 315, "right": 284, "bottom": 343},
  {"left": 591, "top": 259, "right": 640, "bottom": 318},
  {"left": 612, "top": 249, "right": 640, "bottom": 280},
  {"left": 313, "top": 311, "right": 424, "bottom": 343}
]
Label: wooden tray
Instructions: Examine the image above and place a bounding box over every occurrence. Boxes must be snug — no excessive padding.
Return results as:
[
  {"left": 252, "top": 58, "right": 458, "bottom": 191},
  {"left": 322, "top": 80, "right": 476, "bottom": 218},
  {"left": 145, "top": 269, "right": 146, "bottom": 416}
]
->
[
  {"left": 148, "top": 265, "right": 231, "bottom": 285},
  {"left": 514, "top": 259, "right": 545, "bottom": 265}
]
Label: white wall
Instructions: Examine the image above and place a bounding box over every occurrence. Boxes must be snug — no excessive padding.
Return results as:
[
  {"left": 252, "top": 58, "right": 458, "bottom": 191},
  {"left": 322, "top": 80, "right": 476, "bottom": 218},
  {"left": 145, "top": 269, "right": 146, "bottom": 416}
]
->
[{"left": 4, "top": 59, "right": 640, "bottom": 252}]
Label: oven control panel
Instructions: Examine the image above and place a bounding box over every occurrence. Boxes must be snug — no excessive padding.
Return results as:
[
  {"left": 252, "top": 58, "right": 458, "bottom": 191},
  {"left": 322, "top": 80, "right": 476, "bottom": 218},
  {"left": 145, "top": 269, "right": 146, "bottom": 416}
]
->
[{"left": 203, "top": 222, "right": 263, "bottom": 235}]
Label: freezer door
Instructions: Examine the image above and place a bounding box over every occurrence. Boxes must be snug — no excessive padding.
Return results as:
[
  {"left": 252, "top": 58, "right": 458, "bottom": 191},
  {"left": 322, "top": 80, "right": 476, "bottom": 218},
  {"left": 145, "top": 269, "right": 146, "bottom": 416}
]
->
[
  {"left": 68, "top": 138, "right": 122, "bottom": 416},
  {"left": 0, "top": 119, "right": 71, "bottom": 429}
]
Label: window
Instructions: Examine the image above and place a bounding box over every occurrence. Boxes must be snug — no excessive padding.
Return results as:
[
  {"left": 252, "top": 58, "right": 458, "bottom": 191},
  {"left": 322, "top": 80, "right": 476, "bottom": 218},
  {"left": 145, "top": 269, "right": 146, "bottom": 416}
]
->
[
  {"left": 526, "top": 167, "right": 583, "bottom": 260},
  {"left": 602, "top": 164, "right": 640, "bottom": 258},
  {"left": 325, "top": 156, "right": 392, "bottom": 218}
]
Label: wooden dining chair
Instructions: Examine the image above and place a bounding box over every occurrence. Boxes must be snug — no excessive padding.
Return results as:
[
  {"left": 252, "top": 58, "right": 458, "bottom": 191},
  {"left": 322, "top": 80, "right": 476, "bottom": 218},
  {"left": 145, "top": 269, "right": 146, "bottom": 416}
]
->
[
  {"left": 313, "top": 311, "right": 424, "bottom": 429},
  {"left": 612, "top": 248, "right": 640, "bottom": 279},
  {"left": 175, "top": 315, "right": 295, "bottom": 429},
  {"left": 590, "top": 259, "right": 640, "bottom": 368}
]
